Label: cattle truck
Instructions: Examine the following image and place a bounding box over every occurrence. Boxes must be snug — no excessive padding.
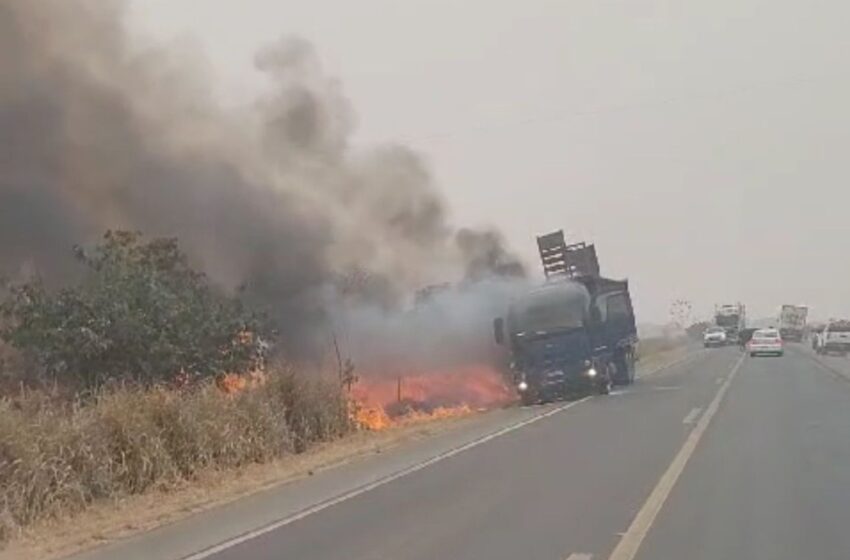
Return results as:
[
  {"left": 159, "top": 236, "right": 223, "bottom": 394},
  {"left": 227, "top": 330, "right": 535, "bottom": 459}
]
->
[
  {"left": 714, "top": 303, "right": 746, "bottom": 344},
  {"left": 493, "top": 231, "right": 638, "bottom": 404},
  {"left": 778, "top": 304, "right": 808, "bottom": 342}
]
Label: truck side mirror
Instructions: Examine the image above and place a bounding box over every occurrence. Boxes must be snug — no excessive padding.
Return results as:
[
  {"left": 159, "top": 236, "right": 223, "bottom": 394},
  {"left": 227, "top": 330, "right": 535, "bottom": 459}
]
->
[{"left": 493, "top": 317, "right": 505, "bottom": 345}]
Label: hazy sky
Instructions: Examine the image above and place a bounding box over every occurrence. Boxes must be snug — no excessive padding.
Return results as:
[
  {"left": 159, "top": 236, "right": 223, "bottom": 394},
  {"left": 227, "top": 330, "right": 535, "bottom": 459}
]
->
[{"left": 129, "top": 0, "right": 850, "bottom": 323}]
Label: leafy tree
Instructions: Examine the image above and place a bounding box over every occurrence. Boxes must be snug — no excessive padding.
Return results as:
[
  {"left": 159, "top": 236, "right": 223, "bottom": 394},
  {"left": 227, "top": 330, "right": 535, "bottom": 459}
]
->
[{"left": 0, "top": 231, "right": 269, "bottom": 388}]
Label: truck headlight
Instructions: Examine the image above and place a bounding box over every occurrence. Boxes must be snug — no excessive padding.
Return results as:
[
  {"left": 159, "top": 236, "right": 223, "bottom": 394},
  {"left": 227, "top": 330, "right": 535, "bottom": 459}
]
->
[
  {"left": 517, "top": 381, "right": 529, "bottom": 392},
  {"left": 586, "top": 368, "right": 597, "bottom": 378}
]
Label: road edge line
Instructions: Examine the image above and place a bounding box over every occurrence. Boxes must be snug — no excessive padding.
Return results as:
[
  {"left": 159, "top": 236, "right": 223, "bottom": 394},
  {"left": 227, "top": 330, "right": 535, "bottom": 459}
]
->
[
  {"left": 182, "top": 396, "right": 592, "bottom": 560},
  {"left": 607, "top": 353, "right": 745, "bottom": 560}
]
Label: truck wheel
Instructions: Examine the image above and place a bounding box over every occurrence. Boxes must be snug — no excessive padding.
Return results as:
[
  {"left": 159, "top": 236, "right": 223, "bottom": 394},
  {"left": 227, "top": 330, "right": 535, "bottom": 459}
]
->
[
  {"left": 612, "top": 353, "right": 636, "bottom": 386},
  {"left": 622, "top": 352, "right": 636, "bottom": 385},
  {"left": 595, "top": 362, "right": 613, "bottom": 395}
]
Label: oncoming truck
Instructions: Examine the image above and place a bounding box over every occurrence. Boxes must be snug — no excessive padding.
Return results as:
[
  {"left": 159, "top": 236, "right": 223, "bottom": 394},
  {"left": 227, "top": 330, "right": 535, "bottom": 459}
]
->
[
  {"left": 714, "top": 303, "right": 746, "bottom": 343},
  {"left": 778, "top": 304, "right": 808, "bottom": 342},
  {"left": 493, "top": 232, "right": 637, "bottom": 404}
]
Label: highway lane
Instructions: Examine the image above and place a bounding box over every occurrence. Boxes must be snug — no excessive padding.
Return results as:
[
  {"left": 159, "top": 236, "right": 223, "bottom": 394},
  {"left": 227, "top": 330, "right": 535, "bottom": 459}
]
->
[
  {"left": 634, "top": 345, "right": 850, "bottom": 560},
  {"left": 200, "top": 349, "right": 740, "bottom": 560}
]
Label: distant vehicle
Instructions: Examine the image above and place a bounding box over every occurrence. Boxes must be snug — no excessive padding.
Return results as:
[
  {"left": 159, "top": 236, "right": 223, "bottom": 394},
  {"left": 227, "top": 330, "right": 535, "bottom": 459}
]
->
[
  {"left": 815, "top": 321, "right": 850, "bottom": 356},
  {"left": 738, "top": 327, "right": 758, "bottom": 350},
  {"left": 703, "top": 326, "right": 727, "bottom": 348},
  {"left": 778, "top": 304, "right": 808, "bottom": 342},
  {"left": 747, "top": 328, "right": 784, "bottom": 357},
  {"left": 493, "top": 232, "right": 638, "bottom": 404},
  {"left": 714, "top": 303, "right": 746, "bottom": 343}
]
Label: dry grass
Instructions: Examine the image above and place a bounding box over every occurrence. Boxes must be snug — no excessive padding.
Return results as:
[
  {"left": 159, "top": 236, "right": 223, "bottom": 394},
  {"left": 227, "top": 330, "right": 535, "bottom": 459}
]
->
[
  {"left": 0, "top": 366, "right": 350, "bottom": 544},
  {"left": 1, "top": 411, "right": 474, "bottom": 560}
]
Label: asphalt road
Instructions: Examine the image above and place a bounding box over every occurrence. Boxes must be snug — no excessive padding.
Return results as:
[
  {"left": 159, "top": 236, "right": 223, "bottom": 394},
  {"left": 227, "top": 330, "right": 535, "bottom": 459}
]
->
[{"left": 72, "top": 346, "right": 850, "bottom": 560}]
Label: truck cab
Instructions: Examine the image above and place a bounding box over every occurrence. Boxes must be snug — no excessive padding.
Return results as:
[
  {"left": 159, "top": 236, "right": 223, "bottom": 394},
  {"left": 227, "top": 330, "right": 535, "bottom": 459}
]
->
[
  {"left": 494, "top": 274, "right": 637, "bottom": 404},
  {"left": 715, "top": 303, "right": 746, "bottom": 344}
]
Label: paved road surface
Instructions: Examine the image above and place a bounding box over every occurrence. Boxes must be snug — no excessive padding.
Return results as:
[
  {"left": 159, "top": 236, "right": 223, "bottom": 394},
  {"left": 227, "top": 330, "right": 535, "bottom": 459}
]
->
[{"left": 72, "top": 346, "right": 850, "bottom": 560}]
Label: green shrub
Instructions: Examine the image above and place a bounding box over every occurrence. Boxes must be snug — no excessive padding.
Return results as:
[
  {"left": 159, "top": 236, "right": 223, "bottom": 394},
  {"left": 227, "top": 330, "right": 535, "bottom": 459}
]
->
[{"left": 0, "top": 231, "right": 269, "bottom": 389}]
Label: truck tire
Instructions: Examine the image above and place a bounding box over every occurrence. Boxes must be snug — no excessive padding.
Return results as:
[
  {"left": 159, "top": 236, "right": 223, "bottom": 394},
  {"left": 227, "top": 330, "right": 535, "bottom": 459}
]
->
[
  {"left": 612, "top": 352, "right": 635, "bottom": 386},
  {"left": 626, "top": 352, "right": 636, "bottom": 384},
  {"left": 595, "top": 362, "right": 613, "bottom": 395}
]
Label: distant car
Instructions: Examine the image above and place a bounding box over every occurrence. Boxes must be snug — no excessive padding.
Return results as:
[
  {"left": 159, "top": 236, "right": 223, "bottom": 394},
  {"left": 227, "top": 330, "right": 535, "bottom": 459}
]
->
[
  {"left": 703, "top": 326, "right": 727, "bottom": 348},
  {"left": 816, "top": 321, "right": 850, "bottom": 356},
  {"left": 747, "top": 328, "right": 784, "bottom": 357}
]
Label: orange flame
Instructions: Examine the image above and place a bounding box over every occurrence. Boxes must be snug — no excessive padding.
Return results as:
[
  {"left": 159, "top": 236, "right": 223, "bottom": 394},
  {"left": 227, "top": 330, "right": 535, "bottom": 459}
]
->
[
  {"left": 351, "top": 365, "right": 513, "bottom": 430},
  {"left": 352, "top": 404, "right": 392, "bottom": 431},
  {"left": 216, "top": 370, "right": 266, "bottom": 394}
]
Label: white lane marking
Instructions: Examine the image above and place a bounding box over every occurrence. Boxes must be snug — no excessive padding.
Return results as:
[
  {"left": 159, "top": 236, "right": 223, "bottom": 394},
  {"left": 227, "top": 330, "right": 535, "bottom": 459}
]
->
[
  {"left": 681, "top": 407, "right": 702, "bottom": 425},
  {"left": 565, "top": 554, "right": 593, "bottom": 560},
  {"left": 607, "top": 354, "right": 745, "bottom": 560},
  {"left": 183, "top": 397, "right": 592, "bottom": 560}
]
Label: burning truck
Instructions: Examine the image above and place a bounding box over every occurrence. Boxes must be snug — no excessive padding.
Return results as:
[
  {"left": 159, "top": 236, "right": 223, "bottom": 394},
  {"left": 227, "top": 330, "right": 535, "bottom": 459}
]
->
[{"left": 493, "top": 232, "right": 638, "bottom": 404}]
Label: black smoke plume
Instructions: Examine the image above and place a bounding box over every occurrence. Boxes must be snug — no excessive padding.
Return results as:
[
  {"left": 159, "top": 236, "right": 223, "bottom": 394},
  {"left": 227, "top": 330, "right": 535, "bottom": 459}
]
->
[{"left": 0, "top": 1, "right": 526, "bottom": 356}]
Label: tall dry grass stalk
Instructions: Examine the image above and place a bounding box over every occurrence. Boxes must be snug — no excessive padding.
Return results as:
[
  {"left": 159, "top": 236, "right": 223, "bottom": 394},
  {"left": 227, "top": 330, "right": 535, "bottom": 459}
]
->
[{"left": 0, "top": 365, "right": 351, "bottom": 541}]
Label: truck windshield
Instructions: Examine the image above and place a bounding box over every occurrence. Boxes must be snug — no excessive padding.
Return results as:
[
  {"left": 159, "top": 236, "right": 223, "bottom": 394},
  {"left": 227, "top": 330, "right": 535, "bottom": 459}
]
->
[{"left": 509, "top": 300, "right": 585, "bottom": 334}]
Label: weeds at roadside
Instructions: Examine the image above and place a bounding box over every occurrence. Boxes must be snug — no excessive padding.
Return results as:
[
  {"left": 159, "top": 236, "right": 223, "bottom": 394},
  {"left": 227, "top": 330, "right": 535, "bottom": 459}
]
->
[{"left": 0, "top": 365, "right": 351, "bottom": 543}]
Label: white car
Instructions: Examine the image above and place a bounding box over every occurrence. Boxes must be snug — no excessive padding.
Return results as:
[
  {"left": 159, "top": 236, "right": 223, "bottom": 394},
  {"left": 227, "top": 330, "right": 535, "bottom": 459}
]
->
[
  {"left": 703, "top": 326, "right": 728, "bottom": 347},
  {"left": 816, "top": 321, "right": 850, "bottom": 356},
  {"left": 747, "top": 328, "right": 784, "bottom": 357}
]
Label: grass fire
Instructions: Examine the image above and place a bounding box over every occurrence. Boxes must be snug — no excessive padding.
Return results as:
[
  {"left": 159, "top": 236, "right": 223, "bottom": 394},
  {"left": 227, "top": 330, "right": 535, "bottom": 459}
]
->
[{"left": 351, "top": 365, "right": 515, "bottom": 431}]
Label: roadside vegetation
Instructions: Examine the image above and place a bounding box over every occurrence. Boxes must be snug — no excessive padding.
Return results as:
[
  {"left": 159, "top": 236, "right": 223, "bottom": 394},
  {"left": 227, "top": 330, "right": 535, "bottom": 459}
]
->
[{"left": 0, "top": 232, "right": 352, "bottom": 542}]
